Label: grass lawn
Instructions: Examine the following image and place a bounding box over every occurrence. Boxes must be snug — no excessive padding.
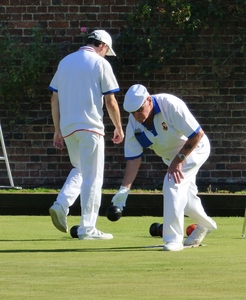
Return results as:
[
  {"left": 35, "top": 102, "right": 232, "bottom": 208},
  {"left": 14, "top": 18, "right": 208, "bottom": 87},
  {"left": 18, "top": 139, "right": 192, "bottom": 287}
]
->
[{"left": 0, "top": 215, "right": 245, "bottom": 299}]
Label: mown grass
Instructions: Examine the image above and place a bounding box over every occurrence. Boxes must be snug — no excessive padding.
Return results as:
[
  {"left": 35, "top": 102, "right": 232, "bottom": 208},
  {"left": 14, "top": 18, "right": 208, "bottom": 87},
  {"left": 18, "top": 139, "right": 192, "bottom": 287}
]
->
[{"left": 0, "top": 216, "right": 245, "bottom": 299}]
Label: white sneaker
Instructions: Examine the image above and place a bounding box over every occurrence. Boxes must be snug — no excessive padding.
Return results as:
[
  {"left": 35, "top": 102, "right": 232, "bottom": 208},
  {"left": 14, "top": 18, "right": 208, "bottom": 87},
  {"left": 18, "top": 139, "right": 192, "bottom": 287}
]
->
[
  {"left": 49, "top": 203, "right": 68, "bottom": 233},
  {"left": 163, "top": 242, "right": 184, "bottom": 251},
  {"left": 184, "top": 225, "right": 208, "bottom": 246},
  {"left": 78, "top": 229, "right": 113, "bottom": 240}
]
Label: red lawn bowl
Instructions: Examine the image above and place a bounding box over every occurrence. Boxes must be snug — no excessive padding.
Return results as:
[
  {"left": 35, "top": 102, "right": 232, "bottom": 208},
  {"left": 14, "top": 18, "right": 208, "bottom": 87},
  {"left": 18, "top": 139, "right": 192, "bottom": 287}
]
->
[{"left": 186, "top": 224, "right": 197, "bottom": 236}]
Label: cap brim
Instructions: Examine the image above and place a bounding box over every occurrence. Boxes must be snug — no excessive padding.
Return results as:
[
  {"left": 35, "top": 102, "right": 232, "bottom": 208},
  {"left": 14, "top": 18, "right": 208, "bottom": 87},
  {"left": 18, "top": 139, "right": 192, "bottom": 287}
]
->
[
  {"left": 123, "top": 84, "right": 149, "bottom": 113},
  {"left": 106, "top": 47, "right": 116, "bottom": 56},
  {"left": 124, "top": 99, "right": 145, "bottom": 113}
]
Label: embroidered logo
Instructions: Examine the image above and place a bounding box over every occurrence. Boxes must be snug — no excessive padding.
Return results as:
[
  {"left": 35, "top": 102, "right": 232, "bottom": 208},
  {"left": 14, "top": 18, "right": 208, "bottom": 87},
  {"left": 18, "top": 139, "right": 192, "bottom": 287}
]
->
[{"left": 162, "top": 122, "right": 168, "bottom": 131}]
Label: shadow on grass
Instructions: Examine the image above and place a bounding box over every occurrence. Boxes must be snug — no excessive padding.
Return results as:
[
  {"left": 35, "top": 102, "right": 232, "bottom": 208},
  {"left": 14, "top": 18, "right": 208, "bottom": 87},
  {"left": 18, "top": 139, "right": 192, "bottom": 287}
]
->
[
  {"left": 0, "top": 245, "right": 162, "bottom": 253},
  {"left": 0, "top": 239, "right": 64, "bottom": 242}
]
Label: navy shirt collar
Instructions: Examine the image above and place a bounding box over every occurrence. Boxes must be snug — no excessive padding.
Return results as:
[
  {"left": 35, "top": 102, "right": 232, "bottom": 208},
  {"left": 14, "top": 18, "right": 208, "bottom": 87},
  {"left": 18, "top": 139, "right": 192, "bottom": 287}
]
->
[
  {"left": 152, "top": 96, "right": 161, "bottom": 115},
  {"left": 141, "top": 96, "right": 160, "bottom": 134}
]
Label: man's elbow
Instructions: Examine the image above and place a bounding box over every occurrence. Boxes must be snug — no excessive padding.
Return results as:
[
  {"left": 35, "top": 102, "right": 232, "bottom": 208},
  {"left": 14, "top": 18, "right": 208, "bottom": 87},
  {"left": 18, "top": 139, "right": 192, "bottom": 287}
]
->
[
  {"left": 196, "top": 128, "right": 204, "bottom": 141},
  {"left": 199, "top": 128, "right": 204, "bottom": 137}
]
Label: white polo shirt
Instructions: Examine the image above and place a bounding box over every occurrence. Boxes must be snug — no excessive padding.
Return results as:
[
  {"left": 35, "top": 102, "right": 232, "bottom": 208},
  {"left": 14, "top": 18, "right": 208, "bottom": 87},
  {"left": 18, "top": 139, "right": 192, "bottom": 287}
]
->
[
  {"left": 124, "top": 94, "right": 201, "bottom": 165},
  {"left": 49, "top": 46, "right": 120, "bottom": 137}
]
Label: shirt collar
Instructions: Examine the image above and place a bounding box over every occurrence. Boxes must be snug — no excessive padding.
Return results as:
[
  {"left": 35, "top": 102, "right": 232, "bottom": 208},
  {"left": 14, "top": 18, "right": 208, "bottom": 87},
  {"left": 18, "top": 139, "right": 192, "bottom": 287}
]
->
[
  {"left": 79, "top": 46, "right": 96, "bottom": 53},
  {"left": 152, "top": 96, "right": 161, "bottom": 115},
  {"left": 141, "top": 96, "right": 161, "bottom": 130}
]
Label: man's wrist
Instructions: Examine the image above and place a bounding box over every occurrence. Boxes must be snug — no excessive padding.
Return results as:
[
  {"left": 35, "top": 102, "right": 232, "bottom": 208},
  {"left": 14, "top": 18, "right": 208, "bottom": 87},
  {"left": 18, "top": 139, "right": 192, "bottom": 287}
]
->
[
  {"left": 177, "top": 153, "right": 186, "bottom": 161},
  {"left": 120, "top": 186, "right": 130, "bottom": 191}
]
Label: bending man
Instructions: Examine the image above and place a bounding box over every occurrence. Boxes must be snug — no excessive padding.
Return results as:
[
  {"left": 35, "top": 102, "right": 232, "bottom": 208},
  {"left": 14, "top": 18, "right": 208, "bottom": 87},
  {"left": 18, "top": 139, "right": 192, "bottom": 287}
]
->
[{"left": 112, "top": 84, "right": 217, "bottom": 251}]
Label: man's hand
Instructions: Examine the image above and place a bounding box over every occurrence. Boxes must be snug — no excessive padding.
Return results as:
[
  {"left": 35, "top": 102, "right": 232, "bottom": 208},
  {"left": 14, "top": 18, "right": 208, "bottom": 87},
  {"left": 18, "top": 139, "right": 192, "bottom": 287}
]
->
[
  {"left": 112, "top": 128, "right": 124, "bottom": 144},
  {"left": 111, "top": 186, "right": 130, "bottom": 211},
  {"left": 167, "top": 129, "right": 204, "bottom": 183},
  {"left": 53, "top": 131, "right": 64, "bottom": 150},
  {"left": 167, "top": 158, "right": 184, "bottom": 184}
]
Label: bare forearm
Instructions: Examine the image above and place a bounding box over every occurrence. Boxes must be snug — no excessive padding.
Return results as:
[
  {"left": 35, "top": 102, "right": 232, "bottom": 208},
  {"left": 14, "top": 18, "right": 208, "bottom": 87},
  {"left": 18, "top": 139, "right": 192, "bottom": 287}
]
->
[
  {"left": 50, "top": 92, "right": 61, "bottom": 132},
  {"left": 178, "top": 128, "right": 204, "bottom": 158},
  {"left": 122, "top": 157, "right": 142, "bottom": 189},
  {"left": 105, "top": 94, "right": 122, "bottom": 131},
  {"left": 50, "top": 92, "right": 64, "bottom": 150},
  {"left": 168, "top": 128, "right": 204, "bottom": 183}
]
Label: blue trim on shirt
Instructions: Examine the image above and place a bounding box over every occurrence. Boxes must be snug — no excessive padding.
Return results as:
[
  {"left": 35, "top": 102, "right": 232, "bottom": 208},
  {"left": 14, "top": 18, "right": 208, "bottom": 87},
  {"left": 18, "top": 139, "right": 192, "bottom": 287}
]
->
[
  {"left": 188, "top": 126, "right": 201, "bottom": 138},
  {"left": 103, "top": 88, "right": 120, "bottom": 95},
  {"left": 125, "top": 153, "right": 143, "bottom": 160},
  {"left": 152, "top": 96, "right": 161, "bottom": 114},
  {"left": 49, "top": 86, "right": 58, "bottom": 92},
  {"left": 135, "top": 131, "right": 153, "bottom": 148},
  {"left": 142, "top": 96, "right": 160, "bottom": 136}
]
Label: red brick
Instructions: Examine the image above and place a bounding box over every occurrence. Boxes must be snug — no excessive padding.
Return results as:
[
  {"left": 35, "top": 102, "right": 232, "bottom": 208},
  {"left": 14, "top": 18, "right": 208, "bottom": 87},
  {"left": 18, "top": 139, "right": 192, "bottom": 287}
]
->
[
  {"left": 48, "top": 21, "right": 69, "bottom": 28},
  {"left": 14, "top": 21, "right": 38, "bottom": 28},
  {"left": 34, "top": 14, "right": 53, "bottom": 21}
]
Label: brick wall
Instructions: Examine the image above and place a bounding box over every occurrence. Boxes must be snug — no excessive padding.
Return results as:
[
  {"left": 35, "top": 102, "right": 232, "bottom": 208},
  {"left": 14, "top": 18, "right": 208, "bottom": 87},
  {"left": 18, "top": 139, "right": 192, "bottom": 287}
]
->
[{"left": 0, "top": 1, "right": 246, "bottom": 191}]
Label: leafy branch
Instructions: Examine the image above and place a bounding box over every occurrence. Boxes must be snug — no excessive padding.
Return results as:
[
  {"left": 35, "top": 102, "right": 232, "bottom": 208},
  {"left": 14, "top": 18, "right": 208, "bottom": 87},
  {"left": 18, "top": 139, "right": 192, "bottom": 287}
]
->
[
  {"left": 115, "top": 0, "right": 246, "bottom": 77},
  {"left": 0, "top": 26, "right": 60, "bottom": 130}
]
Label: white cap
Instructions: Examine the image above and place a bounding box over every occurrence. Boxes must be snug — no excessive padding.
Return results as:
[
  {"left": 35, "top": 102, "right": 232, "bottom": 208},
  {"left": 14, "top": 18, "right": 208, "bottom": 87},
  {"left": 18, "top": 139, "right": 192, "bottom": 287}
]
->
[
  {"left": 87, "top": 30, "right": 116, "bottom": 56},
  {"left": 123, "top": 84, "right": 149, "bottom": 113}
]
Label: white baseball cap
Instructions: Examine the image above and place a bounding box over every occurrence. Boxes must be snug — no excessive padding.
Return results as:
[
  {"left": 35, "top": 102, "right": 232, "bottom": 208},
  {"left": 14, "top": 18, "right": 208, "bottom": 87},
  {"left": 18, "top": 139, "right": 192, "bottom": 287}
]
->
[
  {"left": 87, "top": 30, "right": 116, "bottom": 56},
  {"left": 123, "top": 84, "right": 150, "bottom": 113}
]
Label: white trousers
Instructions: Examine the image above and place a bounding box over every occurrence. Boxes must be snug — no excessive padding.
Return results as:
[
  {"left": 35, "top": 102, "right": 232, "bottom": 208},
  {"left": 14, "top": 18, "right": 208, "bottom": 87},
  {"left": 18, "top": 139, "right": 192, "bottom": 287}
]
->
[
  {"left": 55, "top": 131, "right": 104, "bottom": 235},
  {"left": 163, "top": 135, "right": 217, "bottom": 243}
]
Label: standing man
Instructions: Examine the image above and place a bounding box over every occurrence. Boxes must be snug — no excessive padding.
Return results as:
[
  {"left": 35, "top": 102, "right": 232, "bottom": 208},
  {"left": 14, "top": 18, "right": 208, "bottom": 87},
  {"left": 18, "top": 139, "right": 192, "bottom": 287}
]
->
[
  {"left": 49, "top": 30, "right": 124, "bottom": 240},
  {"left": 112, "top": 84, "right": 217, "bottom": 251}
]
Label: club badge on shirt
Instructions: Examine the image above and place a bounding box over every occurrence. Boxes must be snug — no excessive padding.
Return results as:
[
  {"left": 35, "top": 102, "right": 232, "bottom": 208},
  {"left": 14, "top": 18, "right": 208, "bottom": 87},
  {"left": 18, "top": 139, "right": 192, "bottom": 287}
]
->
[{"left": 162, "top": 122, "right": 168, "bottom": 131}]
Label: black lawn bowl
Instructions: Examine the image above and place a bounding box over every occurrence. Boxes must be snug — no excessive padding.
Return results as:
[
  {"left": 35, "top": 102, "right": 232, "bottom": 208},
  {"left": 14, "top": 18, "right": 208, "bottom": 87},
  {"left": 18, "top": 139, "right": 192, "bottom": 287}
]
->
[
  {"left": 106, "top": 205, "right": 122, "bottom": 222},
  {"left": 157, "top": 223, "right": 163, "bottom": 237},
  {"left": 70, "top": 225, "right": 79, "bottom": 238},
  {"left": 149, "top": 222, "right": 161, "bottom": 237}
]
